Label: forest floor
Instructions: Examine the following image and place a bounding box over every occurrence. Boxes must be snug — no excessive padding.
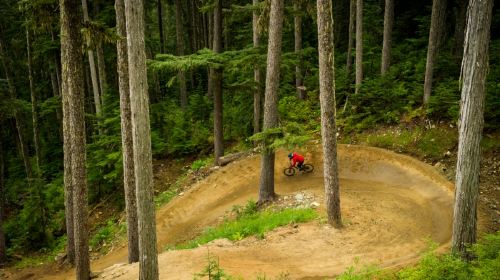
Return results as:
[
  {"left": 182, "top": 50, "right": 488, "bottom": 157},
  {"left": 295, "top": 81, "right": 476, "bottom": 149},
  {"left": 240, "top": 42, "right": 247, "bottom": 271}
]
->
[{"left": 1, "top": 126, "right": 498, "bottom": 280}]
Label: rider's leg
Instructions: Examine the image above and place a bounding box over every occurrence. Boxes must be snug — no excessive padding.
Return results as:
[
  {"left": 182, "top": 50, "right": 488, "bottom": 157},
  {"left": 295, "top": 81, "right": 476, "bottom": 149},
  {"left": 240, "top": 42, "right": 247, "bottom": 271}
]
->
[{"left": 297, "top": 161, "right": 304, "bottom": 170}]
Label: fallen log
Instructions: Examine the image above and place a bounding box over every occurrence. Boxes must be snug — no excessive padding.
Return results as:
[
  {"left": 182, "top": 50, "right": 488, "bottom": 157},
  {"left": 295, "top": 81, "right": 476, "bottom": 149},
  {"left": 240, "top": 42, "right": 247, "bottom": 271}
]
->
[{"left": 217, "top": 152, "right": 245, "bottom": 166}]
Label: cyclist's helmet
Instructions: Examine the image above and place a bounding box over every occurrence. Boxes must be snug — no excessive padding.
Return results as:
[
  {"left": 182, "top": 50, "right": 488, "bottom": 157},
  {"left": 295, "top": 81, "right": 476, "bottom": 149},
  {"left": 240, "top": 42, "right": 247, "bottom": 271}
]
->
[{"left": 288, "top": 153, "right": 293, "bottom": 159}]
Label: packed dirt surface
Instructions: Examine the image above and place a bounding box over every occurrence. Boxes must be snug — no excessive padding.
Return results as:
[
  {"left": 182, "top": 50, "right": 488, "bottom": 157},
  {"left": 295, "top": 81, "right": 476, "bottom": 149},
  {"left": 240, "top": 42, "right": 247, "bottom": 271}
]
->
[{"left": 8, "top": 145, "right": 457, "bottom": 279}]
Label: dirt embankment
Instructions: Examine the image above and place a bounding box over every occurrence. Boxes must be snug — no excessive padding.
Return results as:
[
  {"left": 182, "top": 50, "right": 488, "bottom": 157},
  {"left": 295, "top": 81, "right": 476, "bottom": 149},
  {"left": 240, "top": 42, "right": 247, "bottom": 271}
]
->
[{"left": 5, "top": 145, "right": 458, "bottom": 280}]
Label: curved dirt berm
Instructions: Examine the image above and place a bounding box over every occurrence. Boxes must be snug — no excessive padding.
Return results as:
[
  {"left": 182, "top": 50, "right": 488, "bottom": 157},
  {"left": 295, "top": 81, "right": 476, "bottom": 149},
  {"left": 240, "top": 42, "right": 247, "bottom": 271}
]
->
[{"left": 41, "top": 145, "right": 455, "bottom": 280}]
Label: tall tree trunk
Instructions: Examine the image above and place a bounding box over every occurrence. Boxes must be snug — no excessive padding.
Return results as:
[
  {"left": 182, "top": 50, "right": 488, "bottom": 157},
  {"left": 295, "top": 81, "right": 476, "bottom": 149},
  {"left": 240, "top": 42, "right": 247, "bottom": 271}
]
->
[
  {"left": 52, "top": 30, "right": 63, "bottom": 96},
  {"left": 258, "top": 0, "right": 284, "bottom": 204},
  {"left": 115, "top": 0, "right": 139, "bottom": 263},
  {"left": 97, "top": 43, "right": 107, "bottom": 101},
  {"left": 423, "top": 0, "right": 447, "bottom": 105},
  {"left": 213, "top": 0, "right": 224, "bottom": 165},
  {"left": 81, "top": 0, "right": 102, "bottom": 130},
  {"left": 0, "top": 135, "right": 6, "bottom": 264},
  {"left": 452, "top": 0, "right": 493, "bottom": 259},
  {"left": 355, "top": 0, "right": 363, "bottom": 94},
  {"left": 253, "top": 0, "right": 262, "bottom": 135},
  {"left": 381, "top": 0, "right": 394, "bottom": 75},
  {"left": 26, "top": 27, "right": 42, "bottom": 174},
  {"left": 346, "top": 0, "right": 355, "bottom": 76},
  {"left": 317, "top": 0, "right": 342, "bottom": 228},
  {"left": 158, "top": 0, "right": 165, "bottom": 53},
  {"left": 294, "top": 0, "right": 305, "bottom": 99},
  {"left": 223, "top": 0, "right": 230, "bottom": 50},
  {"left": 124, "top": 0, "right": 159, "bottom": 278},
  {"left": 175, "top": 0, "right": 188, "bottom": 109},
  {"left": 61, "top": 0, "right": 89, "bottom": 278},
  {"left": 453, "top": 0, "right": 468, "bottom": 62},
  {"left": 207, "top": 10, "right": 214, "bottom": 98}
]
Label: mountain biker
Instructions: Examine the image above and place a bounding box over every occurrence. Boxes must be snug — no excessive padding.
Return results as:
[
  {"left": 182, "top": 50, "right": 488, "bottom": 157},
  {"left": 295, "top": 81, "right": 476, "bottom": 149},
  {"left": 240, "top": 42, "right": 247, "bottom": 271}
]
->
[{"left": 288, "top": 152, "right": 305, "bottom": 170}]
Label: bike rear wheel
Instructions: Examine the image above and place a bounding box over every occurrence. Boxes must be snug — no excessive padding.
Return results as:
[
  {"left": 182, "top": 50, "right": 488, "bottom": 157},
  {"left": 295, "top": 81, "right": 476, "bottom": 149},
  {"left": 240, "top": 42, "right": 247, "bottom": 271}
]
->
[
  {"left": 302, "top": 164, "right": 314, "bottom": 173},
  {"left": 283, "top": 167, "right": 296, "bottom": 176}
]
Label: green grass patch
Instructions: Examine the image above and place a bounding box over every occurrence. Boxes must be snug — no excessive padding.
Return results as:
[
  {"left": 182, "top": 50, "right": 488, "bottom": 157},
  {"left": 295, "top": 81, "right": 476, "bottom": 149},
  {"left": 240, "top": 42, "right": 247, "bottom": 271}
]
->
[
  {"left": 89, "top": 219, "right": 126, "bottom": 252},
  {"left": 155, "top": 174, "right": 188, "bottom": 208},
  {"left": 481, "top": 135, "right": 500, "bottom": 152},
  {"left": 176, "top": 207, "right": 318, "bottom": 249},
  {"left": 344, "top": 126, "right": 458, "bottom": 160},
  {"left": 13, "top": 236, "right": 67, "bottom": 268}
]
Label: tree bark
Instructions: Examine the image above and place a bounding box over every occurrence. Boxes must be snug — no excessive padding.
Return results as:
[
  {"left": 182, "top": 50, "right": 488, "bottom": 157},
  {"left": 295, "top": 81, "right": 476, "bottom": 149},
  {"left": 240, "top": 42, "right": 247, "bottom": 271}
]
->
[
  {"left": 26, "top": 27, "right": 42, "bottom": 174},
  {"left": 124, "top": 0, "right": 159, "bottom": 278},
  {"left": 97, "top": 43, "right": 107, "bottom": 101},
  {"left": 0, "top": 135, "right": 6, "bottom": 264},
  {"left": 61, "top": 0, "right": 89, "bottom": 277},
  {"left": 346, "top": 0, "right": 355, "bottom": 76},
  {"left": 253, "top": 0, "right": 262, "bottom": 135},
  {"left": 158, "top": 0, "right": 165, "bottom": 53},
  {"left": 317, "top": 0, "right": 342, "bottom": 228},
  {"left": 259, "top": 0, "right": 284, "bottom": 204},
  {"left": 452, "top": 0, "right": 493, "bottom": 259},
  {"left": 381, "top": 0, "right": 394, "bottom": 75},
  {"left": 423, "top": 0, "right": 447, "bottom": 105},
  {"left": 453, "top": 0, "right": 468, "bottom": 62},
  {"left": 355, "top": 0, "right": 363, "bottom": 94},
  {"left": 81, "top": 0, "right": 102, "bottom": 130},
  {"left": 115, "top": 0, "right": 139, "bottom": 263},
  {"left": 213, "top": 0, "right": 224, "bottom": 165},
  {"left": 294, "top": 0, "right": 305, "bottom": 99},
  {"left": 175, "top": 0, "right": 188, "bottom": 109}
]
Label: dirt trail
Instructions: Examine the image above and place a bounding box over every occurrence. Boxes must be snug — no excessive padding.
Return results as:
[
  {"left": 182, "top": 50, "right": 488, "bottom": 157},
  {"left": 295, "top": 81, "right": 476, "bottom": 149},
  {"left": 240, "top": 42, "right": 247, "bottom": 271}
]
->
[{"left": 30, "top": 145, "right": 455, "bottom": 279}]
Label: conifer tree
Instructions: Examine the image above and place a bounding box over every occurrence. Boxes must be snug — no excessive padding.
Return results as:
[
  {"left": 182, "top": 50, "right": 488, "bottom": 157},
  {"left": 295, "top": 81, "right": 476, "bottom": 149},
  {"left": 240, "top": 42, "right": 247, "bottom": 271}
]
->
[
  {"left": 423, "top": 0, "right": 447, "bottom": 105},
  {"left": 317, "top": 0, "right": 342, "bottom": 228},
  {"left": 258, "top": 0, "right": 284, "bottom": 203},
  {"left": 124, "top": 0, "right": 159, "bottom": 277},
  {"left": 60, "top": 0, "right": 89, "bottom": 277},
  {"left": 452, "top": 0, "right": 493, "bottom": 259},
  {"left": 115, "top": 0, "right": 139, "bottom": 263}
]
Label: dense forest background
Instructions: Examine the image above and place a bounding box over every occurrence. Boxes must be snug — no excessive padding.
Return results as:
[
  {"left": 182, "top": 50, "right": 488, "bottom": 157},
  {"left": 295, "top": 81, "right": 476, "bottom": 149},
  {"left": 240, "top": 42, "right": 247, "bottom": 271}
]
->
[{"left": 0, "top": 0, "right": 498, "bottom": 258}]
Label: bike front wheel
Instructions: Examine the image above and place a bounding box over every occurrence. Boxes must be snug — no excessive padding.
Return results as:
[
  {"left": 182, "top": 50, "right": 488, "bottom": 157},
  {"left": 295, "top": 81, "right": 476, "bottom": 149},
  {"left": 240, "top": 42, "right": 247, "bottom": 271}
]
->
[{"left": 283, "top": 167, "right": 296, "bottom": 176}]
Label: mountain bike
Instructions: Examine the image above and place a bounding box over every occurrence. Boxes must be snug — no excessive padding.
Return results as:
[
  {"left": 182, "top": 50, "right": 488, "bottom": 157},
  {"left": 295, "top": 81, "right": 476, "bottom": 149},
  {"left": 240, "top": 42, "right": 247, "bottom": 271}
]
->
[{"left": 283, "top": 164, "right": 314, "bottom": 176}]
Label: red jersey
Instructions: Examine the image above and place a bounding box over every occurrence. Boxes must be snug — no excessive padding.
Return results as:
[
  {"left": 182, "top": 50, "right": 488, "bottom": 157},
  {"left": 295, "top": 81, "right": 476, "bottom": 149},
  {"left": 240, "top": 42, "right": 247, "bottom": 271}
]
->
[{"left": 290, "top": 153, "right": 304, "bottom": 167}]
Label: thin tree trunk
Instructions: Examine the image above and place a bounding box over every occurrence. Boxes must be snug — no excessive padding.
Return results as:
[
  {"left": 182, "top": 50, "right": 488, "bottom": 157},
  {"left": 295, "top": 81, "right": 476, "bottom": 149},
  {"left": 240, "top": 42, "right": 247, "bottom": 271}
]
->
[
  {"left": 51, "top": 69, "right": 64, "bottom": 140},
  {"left": 452, "top": 0, "right": 493, "bottom": 259},
  {"left": 253, "top": 0, "right": 262, "bottom": 135},
  {"left": 423, "top": 0, "right": 447, "bottom": 105},
  {"left": 213, "top": 0, "right": 224, "bottom": 165},
  {"left": 346, "top": 0, "right": 355, "bottom": 76},
  {"left": 51, "top": 30, "right": 63, "bottom": 96},
  {"left": 294, "top": 0, "right": 305, "bottom": 99},
  {"left": 124, "top": 0, "right": 159, "bottom": 278},
  {"left": 175, "top": 0, "right": 188, "bottom": 109},
  {"left": 97, "top": 43, "right": 107, "bottom": 101},
  {"left": 202, "top": 8, "right": 208, "bottom": 48},
  {"left": 115, "top": 0, "right": 139, "bottom": 263},
  {"left": 259, "top": 0, "right": 284, "bottom": 204},
  {"left": 81, "top": 0, "right": 102, "bottom": 130},
  {"left": 453, "top": 0, "right": 468, "bottom": 62},
  {"left": 381, "top": 0, "right": 394, "bottom": 75},
  {"left": 317, "top": 0, "right": 342, "bottom": 228},
  {"left": 26, "top": 27, "right": 42, "bottom": 174},
  {"left": 355, "top": 0, "right": 363, "bottom": 94},
  {"left": 0, "top": 135, "right": 6, "bottom": 264},
  {"left": 223, "top": 1, "right": 230, "bottom": 50},
  {"left": 158, "top": 0, "right": 165, "bottom": 53},
  {"left": 61, "top": 0, "right": 89, "bottom": 277}
]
